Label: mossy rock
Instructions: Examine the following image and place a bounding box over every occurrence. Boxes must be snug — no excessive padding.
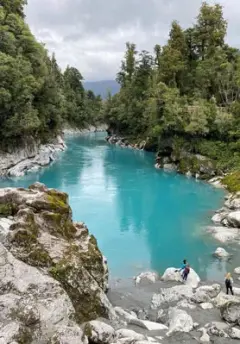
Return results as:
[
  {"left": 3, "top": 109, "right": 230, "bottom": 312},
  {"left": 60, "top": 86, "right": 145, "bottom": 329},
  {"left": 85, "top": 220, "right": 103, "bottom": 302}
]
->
[
  {"left": 27, "top": 248, "right": 52, "bottom": 267},
  {"left": 49, "top": 262, "right": 108, "bottom": 323},
  {"left": 42, "top": 212, "right": 76, "bottom": 239},
  {"left": 0, "top": 203, "right": 15, "bottom": 216},
  {"left": 223, "top": 171, "right": 240, "bottom": 192}
]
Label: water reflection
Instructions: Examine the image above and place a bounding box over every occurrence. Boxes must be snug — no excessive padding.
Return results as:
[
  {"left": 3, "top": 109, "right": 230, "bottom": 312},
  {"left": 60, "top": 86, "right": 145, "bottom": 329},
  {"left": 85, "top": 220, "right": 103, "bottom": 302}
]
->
[{"left": 0, "top": 133, "right": 235, "bottom": 281}]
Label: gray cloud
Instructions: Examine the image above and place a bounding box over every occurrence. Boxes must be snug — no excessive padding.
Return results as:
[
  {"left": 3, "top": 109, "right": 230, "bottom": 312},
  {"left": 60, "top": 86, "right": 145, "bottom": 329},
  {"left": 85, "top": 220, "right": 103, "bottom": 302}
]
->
[{"left": 25, "top": 0, "right": 239, "bottom": 81}]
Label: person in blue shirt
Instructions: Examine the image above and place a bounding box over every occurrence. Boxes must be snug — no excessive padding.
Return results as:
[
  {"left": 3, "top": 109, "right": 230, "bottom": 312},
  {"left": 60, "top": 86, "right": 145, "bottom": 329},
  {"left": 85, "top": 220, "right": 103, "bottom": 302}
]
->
[{"left": 175, "top": 259, "right": 187, "bottom": 279}]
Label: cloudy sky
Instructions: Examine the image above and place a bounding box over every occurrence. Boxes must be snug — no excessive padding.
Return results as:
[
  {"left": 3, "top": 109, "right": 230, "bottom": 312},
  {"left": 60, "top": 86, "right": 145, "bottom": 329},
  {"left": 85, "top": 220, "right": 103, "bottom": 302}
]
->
[{"left": 26, "top": 0, "right": 240, "bottom": 81}]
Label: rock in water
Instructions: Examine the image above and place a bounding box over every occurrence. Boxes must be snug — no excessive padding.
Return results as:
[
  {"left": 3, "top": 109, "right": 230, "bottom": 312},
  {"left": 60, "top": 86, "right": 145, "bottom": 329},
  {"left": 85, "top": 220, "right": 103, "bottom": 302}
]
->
[
  {"left": 0, "top": 183, "right": 115, "bottom": 328},
  {"left": 213, "top": 247, "right": 230, "bottom": 258},
  {"left": 162, "top": 267, "right": 200, "bottom": 288}
]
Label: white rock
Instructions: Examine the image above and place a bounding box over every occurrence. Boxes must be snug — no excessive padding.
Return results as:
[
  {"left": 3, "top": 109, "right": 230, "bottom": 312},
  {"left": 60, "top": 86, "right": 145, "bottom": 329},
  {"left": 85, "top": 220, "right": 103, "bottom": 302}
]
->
[
  {"left": 177, "top": 299, "right": 196, "bottom": 309},
  {"left": 135, "top": 271, "right": 159, "bottom": 285},
  {"left": 200, "top": 303, "right": 213, "bottom": 310},
  {"left": 167, "top": 308, "right": 193, "bottom": 335},
  {"left": 162, "top": 267, "right": 200, "bottom": 288},
  {"left": 234, "top": 267, "right": 240, "bottom": 274},
  {"left": 198, "top": 328, "right": 210, "bottom": 342},
  {"left": 225, "top": 196, "right": 240, "bottom": 210},
  {"left": 84, "top": 321, "right": 115, "bottom": 344},
  {"left": 186, "top": 171, "right": 192, "bottom": 178},
  {"left": 220, "top": 300, "right": 240, "bottom": 324},
  {"left": 211, "top": 213, "right": 225, "bottom": 224},
  {"left": 213, "top": 247, "right": 229, "bottom": 258},
  {"left": 129, "top": 319, "right": 168, "bottom": 331},
  {"left": 116, "top": 329, "right": 145, "bottom": 341},
  {"left": 229, "top": 327, "right": 240, "bottom": 339},
  {"left": 151, "top": 285, "right": 194, "bottom": 309},
  {"left": 194, "top": 289, "right": 211, "bottom": 303},
  {"left": 227, "top": 211, "right": 240, "bottom": 228},
  {"left": 114, "top": 307, "right": 137, "bottom": 322},
  {"left": 214, "top": 292, "right": 240, "bottom": 308},
  {"left": 196, "top": 284, "right": 221, "bottom": 298},
  {"left": 233, "top": 287, "right": 240, "bottom": 296},
  {"left": 0, "top": 218, "right": 14, "bottom": 242}
]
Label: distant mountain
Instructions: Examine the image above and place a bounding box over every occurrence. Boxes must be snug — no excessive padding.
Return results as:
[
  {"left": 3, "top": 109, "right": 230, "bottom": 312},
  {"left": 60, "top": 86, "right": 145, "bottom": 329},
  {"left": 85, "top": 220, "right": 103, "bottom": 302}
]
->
[{"left": 83, "top": 80, "right": 120, "bottom": 99}]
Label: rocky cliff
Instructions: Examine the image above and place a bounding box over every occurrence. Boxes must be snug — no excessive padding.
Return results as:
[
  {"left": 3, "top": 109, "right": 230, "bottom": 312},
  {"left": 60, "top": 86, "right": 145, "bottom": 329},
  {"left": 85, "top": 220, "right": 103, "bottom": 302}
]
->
[
  {"left": 0, "top": 183, "right": 115, "bottom": 343},
  {"left": 0, "top": 136, "right": 66, "bottom": 177}
]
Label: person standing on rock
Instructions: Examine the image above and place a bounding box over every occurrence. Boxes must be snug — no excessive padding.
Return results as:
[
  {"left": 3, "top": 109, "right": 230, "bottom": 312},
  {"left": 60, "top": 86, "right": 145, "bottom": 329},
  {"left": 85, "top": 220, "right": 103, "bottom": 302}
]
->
[
  {"left": 175, "top": 259, "right": 187, "bottom": 279},
  {"left": 225, "top": 273, "right": 234, "bottom": 295},
  {"left": 182, "top": 264, "right": 190, "bottom": 281}
]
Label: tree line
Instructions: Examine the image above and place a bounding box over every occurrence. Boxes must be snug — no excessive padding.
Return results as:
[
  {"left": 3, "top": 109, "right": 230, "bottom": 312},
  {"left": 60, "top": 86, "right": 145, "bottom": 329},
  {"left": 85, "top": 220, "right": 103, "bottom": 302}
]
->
[
  {"left": 102, "top": 2, "right": 240, "bottom": 172},
  {"left": 0, "top": 0, "right": 101, "bottom": 150}
]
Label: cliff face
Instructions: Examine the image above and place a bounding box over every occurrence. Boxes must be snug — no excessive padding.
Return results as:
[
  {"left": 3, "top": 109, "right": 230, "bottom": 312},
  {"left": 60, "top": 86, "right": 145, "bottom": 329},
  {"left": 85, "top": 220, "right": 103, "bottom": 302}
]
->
[
  {"left": 0, "top": 183, "right": 115, "bottom": 343},
  {"left": 0, "top": 136, "right": 66, "bottom": 177}
]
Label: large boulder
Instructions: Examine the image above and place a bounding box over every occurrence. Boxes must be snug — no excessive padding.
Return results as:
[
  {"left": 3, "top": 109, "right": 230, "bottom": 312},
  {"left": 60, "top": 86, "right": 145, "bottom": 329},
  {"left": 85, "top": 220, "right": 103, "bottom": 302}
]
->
[
  {"left": 214, "top": 292, "right": 240, "bottom": 308},
  {"left": 151, "top": 285, "right": 194, "bottom": 309},
  {"left": 162, "top": 267, "right": 200, "bottom": 288},
  {"left": 195, "top": 284, "right": 221, "bottom": 299},
  {"left": 167, "top": 308, "right": 193, "bottom": 335},
  {"left": 220, "top": 301, "right": 240, "bottom": 324},
  {"left": 0, "top": 242, "right": 87, "bottom": 343},
  {"left": 0, "top": 183, "right": 114, "bottom": 323}
]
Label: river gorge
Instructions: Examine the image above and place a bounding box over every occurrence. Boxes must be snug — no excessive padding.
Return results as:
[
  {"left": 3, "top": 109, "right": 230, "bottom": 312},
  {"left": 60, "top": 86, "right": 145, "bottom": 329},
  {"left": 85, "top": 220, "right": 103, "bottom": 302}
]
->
[{"left": 1, "top": 132, "right": 238, "bottom": 282}]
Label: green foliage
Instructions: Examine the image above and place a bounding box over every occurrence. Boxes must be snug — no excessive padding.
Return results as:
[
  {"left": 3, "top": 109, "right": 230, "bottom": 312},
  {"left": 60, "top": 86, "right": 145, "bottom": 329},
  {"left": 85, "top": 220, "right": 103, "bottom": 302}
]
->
[
  {"left": 102, "top": 2, "right": 240, "bottom": 173},
  {"left": 222, "top": 172, "right": 240, "bottom": 192},
  {"left": 0, "top": 3, "right": 102, "bottom": 149}
]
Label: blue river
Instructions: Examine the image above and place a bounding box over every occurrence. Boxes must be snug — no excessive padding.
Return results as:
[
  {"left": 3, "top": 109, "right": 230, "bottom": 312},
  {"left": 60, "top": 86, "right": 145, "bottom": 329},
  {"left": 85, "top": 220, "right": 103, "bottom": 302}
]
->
[{"left": 0, "top": 132, "right": 237, "bottom": 281}]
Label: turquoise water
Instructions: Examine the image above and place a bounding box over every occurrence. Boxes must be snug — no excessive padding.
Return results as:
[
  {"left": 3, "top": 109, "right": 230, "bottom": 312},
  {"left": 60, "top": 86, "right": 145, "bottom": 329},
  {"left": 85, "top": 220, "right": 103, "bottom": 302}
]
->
[{"left": 0, "top": 133, "right": 235, "bottom": 281}]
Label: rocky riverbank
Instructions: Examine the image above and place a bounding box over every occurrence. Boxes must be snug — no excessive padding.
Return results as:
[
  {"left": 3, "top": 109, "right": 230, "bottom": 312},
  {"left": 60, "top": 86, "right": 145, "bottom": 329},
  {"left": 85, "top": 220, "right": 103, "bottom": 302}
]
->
[
  {"left": 0, "top": 184, "right": 240, "bottom": 343},
  {"left": 0, "top": 136, "right": 66, "bottom": 178},
  {"left": 64, "top": 124, "right": 107, "bottom": 135}
]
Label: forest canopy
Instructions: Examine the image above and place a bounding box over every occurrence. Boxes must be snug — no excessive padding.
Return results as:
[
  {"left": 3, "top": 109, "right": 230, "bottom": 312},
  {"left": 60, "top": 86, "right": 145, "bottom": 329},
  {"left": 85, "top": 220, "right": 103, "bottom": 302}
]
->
[
  {"left": 102, "top": 2, "right": 240, "bottom": 172},
  {"left": 0, "top": 0, "right": 101, "bottom": 149}
]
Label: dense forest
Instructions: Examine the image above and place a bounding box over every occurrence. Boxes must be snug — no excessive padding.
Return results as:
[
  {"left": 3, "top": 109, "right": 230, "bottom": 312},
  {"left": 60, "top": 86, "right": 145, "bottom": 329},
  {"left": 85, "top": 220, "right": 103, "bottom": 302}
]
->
[
  {"left": 102, "top": 2, "right": 240, "bottom": 184},
  {"left": 0, "top": 0, "right": 101, "bottom": 149}
]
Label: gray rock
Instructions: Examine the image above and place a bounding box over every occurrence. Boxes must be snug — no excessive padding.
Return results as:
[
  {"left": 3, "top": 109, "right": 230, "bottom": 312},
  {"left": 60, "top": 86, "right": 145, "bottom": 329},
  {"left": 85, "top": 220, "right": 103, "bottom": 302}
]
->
[
  {"left": 83, "top": 320, "right": 115, "bottom": 344},
  {"left": 167, "top": 308, "right": 193, "bottom": 335},
  {"left": 220, "top": 301, "right": 240, "bottom": 324},
  {"left": 227, "top": 211, "right": 240, "bottom": 228},
  {"left": 196, "top": 284, "right": 221, "bottom": 299},
  {"left": 228, "top": 327, "right": 240, "bottom": 339},
  {"left": 0, "top": 136, "right": 66, "bottom": 177},
  {"left": 152, "top": 285, "right": 194, "bottom": 309},
  {"left": 0, "top": 242, "right": 83, "bottom": 343},
  {"left": 135, "top": 271, "right": 159, "bottom": 286},
  {"left": 116, "top": 329, "right": 146, "bottom": 341}
]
